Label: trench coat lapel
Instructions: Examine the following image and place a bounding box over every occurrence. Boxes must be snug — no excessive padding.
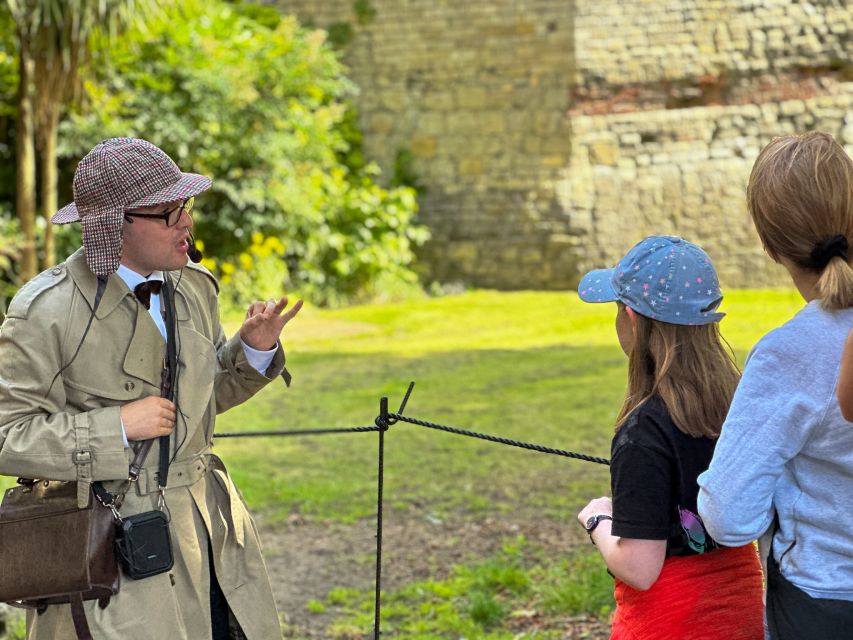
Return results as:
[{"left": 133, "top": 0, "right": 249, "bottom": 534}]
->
[
  {"left": 123, "top": 305, "right": 165, "bottom": 388},
  {"left": 67, "top": 249, "right": 164, "bottom": 388}
]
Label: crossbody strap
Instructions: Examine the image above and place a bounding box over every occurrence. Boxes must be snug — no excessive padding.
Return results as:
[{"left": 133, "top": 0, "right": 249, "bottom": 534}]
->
[{"left": 98, "top": 274, "right": 179, "bottom": 512}]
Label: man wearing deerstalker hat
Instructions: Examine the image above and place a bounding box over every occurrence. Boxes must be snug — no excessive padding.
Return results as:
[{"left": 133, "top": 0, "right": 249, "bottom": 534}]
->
[{"left": 0, "top": 137, "right": 301, "bottom": 639}]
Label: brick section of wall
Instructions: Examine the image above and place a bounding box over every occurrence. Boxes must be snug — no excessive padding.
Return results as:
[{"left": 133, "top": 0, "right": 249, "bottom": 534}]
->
[
  {"left": 274, "top": 0, "right": 853, "bottom": 289},
  {"left": 574, "top": 0, "right": 852, "bottom": 100}
]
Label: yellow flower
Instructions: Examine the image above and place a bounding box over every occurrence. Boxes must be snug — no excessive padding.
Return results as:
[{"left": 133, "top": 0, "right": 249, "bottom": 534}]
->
[{"left": 265, "top": 236, "right": 285, "bottom": 254}]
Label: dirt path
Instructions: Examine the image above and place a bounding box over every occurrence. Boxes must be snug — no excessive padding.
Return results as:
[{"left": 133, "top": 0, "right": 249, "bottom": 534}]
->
[{"left": 259, "top": 510, "right": 611, "bottom": 638}]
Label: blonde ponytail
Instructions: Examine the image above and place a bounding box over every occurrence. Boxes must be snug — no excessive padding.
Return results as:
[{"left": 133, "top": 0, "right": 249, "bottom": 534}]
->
[
  {"left": 747, "top": 132, "right": 853, "bottom": 311},
  {"left": 817, "top": 255, "right": 853, "bottom": 310}
]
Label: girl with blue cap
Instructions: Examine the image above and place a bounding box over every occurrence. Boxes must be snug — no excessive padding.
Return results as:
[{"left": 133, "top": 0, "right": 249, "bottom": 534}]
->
[{"left": 576, "top": 235, "right": 764, "bottom": 639}]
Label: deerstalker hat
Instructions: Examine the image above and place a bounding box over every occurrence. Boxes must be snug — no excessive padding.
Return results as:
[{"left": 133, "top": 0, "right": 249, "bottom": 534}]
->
[
  {"left": 52, "top": 137, "right": 212, "bottom": 276},
  {"left": 577, "top": 235, "right": 725, "bottom": 325}
]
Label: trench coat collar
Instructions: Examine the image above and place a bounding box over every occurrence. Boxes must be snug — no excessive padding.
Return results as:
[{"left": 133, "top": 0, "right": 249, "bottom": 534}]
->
[{"left": 67, "top": 248, "right": 136, "bottom": 319}]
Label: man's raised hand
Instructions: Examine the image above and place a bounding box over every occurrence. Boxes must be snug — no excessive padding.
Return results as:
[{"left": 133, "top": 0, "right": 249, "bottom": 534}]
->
[{"left": 240, "top": 297, "right": 303, "bottom": 351}]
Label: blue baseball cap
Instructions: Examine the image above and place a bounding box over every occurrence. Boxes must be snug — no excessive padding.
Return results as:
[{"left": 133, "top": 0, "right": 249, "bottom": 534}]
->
[{"left": 577, "top": 236, "right": 725, "bottom": 325}]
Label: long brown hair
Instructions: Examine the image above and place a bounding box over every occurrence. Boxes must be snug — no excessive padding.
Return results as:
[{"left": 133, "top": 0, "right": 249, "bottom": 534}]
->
[
  {"left": 747, "top": 132, "right": 853, "bottom": 310},
  {"left": 615, "top": 308, "right": 740, "bottom": 438}
]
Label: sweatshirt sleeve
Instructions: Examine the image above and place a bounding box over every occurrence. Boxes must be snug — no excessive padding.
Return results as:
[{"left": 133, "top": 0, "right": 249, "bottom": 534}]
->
[{"left": 697, "top": 338, "right": 821, "bottom": 546}]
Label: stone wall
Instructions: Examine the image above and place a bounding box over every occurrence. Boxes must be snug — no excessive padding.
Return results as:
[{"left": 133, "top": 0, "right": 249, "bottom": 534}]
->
[
  {"left": 273, "top": 0, "right": 853, "bottom": 289},
  {"left": 565, "top": 90, "right": 853, "bottom": 286},
  {"left": 575, "top": 0, "right": 852, "bottom": 90},
  {"left": 274, "top": 0, "right": 577, "bottom": 288}
]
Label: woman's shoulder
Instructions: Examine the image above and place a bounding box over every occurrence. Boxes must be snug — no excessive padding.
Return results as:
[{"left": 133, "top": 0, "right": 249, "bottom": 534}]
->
[
  {"left": 752, "top": 302, "right": 853, "bottom": 359},
  {"left": 743, "top": 305, "right": 853, "bottom": 398}
]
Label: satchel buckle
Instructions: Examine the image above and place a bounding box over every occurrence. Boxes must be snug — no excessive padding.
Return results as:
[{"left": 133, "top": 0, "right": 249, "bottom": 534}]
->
[{"left": 72, "top": 449, "right": 92, "bottom": 464}]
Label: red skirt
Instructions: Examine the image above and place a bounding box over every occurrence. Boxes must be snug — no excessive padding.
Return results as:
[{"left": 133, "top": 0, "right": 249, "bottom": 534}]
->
[{"left": 611, "top": 544, "right": 764, "bottom": 640}]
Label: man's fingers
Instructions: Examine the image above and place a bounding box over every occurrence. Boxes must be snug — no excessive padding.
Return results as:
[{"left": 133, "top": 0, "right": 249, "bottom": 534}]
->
[
  {"left": 281, "top": 299, "right": 304, "bottom": 322},
  {"left": 272, "top": 297, "right": 288, "bottom": 315}
]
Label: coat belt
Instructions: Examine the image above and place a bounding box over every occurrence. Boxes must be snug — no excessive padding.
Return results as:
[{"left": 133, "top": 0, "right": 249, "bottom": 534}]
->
[{"left": 134, "top": 453, "right": 209, "bottom": 496}]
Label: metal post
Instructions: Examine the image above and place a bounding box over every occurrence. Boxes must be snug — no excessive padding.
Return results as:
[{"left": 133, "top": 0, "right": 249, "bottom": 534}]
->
[{"left": 373, "top": 396, "right": 388, "bottom": 639}]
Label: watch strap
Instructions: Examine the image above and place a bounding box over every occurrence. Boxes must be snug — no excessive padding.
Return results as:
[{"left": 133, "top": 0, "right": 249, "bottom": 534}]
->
[{"left": 585, "top": 514, "right": 613, "bottom": 540}]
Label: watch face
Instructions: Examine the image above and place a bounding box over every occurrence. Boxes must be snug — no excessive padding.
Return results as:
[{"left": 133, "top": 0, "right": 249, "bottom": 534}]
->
[{"left": 585, "top": 515, "right": 599, "bottom": 531}]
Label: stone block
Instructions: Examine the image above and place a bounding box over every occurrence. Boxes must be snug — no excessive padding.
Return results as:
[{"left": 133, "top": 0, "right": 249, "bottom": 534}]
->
[
  {"left": 481, "top": 111, "right": 507, "bottom": 134},
  {"left": 422, "top": 91, "right": 455, "bottom": 111},
  {"left": 457, "top": 86, "right": 489, "bottom": 109},
  {"left": 417, "top": 112, "right": 445, "bottom": 136},
  {"left": 589, "top": 141, "right": 619, "bottom": 166},
  {"left": 447, "top": 241, "right": 479, "bottom": 265},
  {"left": 369, "top": 112, "right": 396, "bottom": 135},
  {"left": 780, "top": 100, "right": 806, "bottom": 116},
  {"left": 410, "top": 136, "right": 437, "bottom": 158},
  {"left": 541, "top": 155, "right": 567, "bottom": 168},
  {"left": 458, "top": 157, "right": 484, "bottom": 177}
]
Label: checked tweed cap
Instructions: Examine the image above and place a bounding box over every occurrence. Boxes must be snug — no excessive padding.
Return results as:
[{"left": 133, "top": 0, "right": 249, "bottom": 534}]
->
[{"left": 52, "top": 138, "right": 212, "bottom": 275}]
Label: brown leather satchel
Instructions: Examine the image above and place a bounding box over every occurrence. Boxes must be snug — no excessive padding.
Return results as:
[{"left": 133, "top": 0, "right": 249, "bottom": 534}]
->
[{"left": 0, "top": 479, "right": 120, "bottom": 639}]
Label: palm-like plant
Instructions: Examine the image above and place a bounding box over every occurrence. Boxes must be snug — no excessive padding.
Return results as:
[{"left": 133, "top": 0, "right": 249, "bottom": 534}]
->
[{"left": 6, "top": 0, "right": 160, "bottom": 277}]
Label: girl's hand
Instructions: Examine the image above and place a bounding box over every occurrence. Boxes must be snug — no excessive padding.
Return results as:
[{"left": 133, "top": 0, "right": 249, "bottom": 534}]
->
[{"left": 577, "top": 496, "right": 613, "bottom": 527}]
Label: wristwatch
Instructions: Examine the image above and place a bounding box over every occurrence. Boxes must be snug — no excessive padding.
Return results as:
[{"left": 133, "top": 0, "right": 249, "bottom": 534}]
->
[{"left": 584, "top": 514, "right": 613, "bottom": 541}]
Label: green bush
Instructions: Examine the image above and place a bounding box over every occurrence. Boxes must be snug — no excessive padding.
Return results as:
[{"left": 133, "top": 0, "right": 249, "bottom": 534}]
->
[{"left": 62, "top": 0, "right": 427, "bottom": 306}]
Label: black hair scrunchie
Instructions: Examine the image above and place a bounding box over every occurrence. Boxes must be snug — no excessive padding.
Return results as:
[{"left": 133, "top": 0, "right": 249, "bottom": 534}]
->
[{"left": 809, "top": 234, "right": 849, "bottom": 270}]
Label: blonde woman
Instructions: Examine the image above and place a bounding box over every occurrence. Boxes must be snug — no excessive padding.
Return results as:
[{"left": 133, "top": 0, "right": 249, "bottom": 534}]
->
[
  {"left": 576, "top": 236, "right": 764, "bottom": 640},
  {"left": 698, "top": 132, "right": 853, "bottom": 638}
]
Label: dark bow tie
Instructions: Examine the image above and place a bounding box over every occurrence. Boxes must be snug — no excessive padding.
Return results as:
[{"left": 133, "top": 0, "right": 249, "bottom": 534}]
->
[{"left": 133, "top": 280, "right": 163, "bottom": 310}]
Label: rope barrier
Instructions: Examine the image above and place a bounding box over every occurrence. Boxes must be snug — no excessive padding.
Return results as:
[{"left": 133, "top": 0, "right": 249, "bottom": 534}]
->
[
  {"left": 385, "top": 413, "right": 611, "bottom": 466},
  {"left": 212, "top": 382, "right": 609, "bottom": 638},
  {"left": 214, "top": 426, "right": 381, "bottom": 438}
]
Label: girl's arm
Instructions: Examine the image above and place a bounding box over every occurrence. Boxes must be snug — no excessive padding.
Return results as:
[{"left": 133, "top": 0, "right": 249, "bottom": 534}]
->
[
  {"left": 837, "top": 329, "right": 853, "bottom": 421},
  {"left": 578, "top": 497, "right": 667, "bottom": 591}
]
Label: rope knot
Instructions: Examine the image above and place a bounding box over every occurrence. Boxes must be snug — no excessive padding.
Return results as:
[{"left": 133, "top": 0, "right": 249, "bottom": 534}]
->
[{"left": 374, "top": 415, "right": 392, "bottom": 431}]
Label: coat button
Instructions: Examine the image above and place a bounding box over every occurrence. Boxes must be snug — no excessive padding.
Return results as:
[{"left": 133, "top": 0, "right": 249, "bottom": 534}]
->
[
  {"left": 124, "top": 381, "right": 135, "bottom": 391},
  {"left": 51, "top": 268, "right": 62, "bottom": 276}
]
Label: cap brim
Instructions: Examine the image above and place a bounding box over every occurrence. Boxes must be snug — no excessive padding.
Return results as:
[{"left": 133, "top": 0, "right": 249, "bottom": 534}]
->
[
  {"left": 53, "top": 172, "right": 213, "bottom": 225},
  {"left": 128, "top": 172, "right": 212, "bottom": 208},
  {"left": 51, "top": 203, "right": 81, "bottom": 224},
  {"left": 578, "top": 268, "right": 619, "bottom": 303}
]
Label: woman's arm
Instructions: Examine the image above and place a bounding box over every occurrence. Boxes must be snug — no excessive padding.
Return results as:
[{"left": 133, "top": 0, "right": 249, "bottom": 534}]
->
[
  {"left": 578, "top": 497, "right": 667, "bottom": 591},
  {"left": 698, "top": 346, "right": 816, "bottom": 544}
]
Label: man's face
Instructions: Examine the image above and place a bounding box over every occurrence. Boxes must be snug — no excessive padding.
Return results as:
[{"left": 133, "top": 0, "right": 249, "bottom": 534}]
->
[{"left": 120, "top": 199, "right": 193, "bottom": 275}]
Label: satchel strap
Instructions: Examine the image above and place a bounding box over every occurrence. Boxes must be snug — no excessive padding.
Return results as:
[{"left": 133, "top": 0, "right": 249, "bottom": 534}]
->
[{"left": 69, "top": 593, "right": 93, "bottom": 640}]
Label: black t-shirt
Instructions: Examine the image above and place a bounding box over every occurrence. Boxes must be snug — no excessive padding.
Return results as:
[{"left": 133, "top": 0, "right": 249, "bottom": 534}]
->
[{"left": 610, "top": 395, "right": 718, "bottom": 557}]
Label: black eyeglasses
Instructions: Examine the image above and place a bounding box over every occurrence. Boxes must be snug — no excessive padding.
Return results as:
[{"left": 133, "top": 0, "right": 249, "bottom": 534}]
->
[{"left": 124, "top": 197, "right": 194, "bottom": 227}]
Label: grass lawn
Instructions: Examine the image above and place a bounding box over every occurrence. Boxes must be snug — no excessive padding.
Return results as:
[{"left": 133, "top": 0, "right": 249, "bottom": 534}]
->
[{"left": 216, "top": 288, "right": 804, "bottom": 524}]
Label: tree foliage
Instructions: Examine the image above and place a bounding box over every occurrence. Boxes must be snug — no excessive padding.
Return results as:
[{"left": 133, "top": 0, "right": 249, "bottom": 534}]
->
[
  {"left": 5, "top": 0, "right": 161, "bottom": 276},
  {"left": 62, "top": 0, "right": 427, "bottom": 306}
]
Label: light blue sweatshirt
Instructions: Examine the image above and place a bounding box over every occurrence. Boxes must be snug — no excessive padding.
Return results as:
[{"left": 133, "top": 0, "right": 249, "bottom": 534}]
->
[{"left": 698, "top": 300, "right": 853, "bottom": 601}]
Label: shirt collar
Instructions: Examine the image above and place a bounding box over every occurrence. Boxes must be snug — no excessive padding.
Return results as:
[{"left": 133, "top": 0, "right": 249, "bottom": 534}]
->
[{"left": 116, "top": 264, "right": 165, "bottom": 292}]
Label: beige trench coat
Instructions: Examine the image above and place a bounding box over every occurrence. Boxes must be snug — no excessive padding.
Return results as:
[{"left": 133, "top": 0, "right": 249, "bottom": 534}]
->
[{"left": 0, "top": 249, "right": 286, "bottom": 639}]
